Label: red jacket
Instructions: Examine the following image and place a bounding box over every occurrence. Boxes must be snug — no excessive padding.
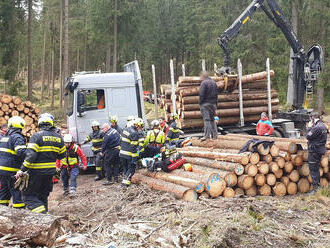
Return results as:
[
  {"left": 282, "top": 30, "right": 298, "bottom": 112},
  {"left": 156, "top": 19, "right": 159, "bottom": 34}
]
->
[
  {"left": 56, "top": 143, "right": 87, "bottom": 169},
  {"left": 256, "top": 117, "right": 274, "bottom": 136}
]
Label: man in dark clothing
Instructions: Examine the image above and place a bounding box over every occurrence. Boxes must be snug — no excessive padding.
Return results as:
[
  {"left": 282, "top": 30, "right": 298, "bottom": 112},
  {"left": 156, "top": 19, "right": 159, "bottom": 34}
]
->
[
  {"left": 101, "top": 123, "right": 121, "bottom": 185},
  {"left": 306, "top": 112, "right": 328, "bottom": 193},
  {"left": 199, "top": 71, "right": 218, "bottom": 140},
  {"left": 16, "top": 114, "right": 66, "bottom": 213}
]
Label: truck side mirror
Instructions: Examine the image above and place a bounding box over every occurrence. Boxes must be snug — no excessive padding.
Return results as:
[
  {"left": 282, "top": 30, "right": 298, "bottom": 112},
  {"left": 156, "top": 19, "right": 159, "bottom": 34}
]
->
[{"left": 77, "top": 91, "right": 86, "bottom": 117}]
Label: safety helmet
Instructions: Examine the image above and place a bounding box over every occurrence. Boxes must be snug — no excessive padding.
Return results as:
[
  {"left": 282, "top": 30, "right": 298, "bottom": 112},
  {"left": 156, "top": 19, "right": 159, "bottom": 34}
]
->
[
  {"left": 38, "top": 113, "right": 54, "bottom": 127},
  {"left": 134, "top": 118, "right": 144, "bottom": 128},
  {"left": 127, "top": 115, "right": 135, "bottom": 122},
  {"left": 171, "top": 113, "right": 179, "bottom": 120},
  {"left": 8, "top": 116, "right": 26, "bottom": 129},
  {"left": 63, "top": 133, "right": 73, "bottom": 143},
  {"left": 151, "top": 120, "right": 160, "bottom": 128},
  {"left": 91, "top": 120, "right": 100, "bottom": 127},
  {"left": 110, "top": 115, "right": 118, "bottom": 123}
]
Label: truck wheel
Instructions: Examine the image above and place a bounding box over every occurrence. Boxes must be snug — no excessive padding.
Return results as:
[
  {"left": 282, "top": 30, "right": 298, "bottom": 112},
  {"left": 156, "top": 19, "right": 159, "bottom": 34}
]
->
[{"left": 271, "top": 129, "right": 284, "bottom": 138}]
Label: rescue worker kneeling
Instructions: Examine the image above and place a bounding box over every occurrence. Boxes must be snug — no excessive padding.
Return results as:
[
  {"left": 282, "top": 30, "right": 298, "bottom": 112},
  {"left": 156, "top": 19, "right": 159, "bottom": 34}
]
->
[
  {"left": 142, "top": 120, "right": 165, "bottom": 158},
  {"left": 16, "top": 113, "right": 66, "bottom": 214},
  {"left": 166, "top": 114, "right": 186, "bottom": 148},
  {"left": 0, "top": 116, "right": 26, "bottom": 209},
  {"left": 101, "top": 123, "right": 121, "bottom": 185},
  {"left": 120, "top": 118, "right": 144, "bottom": 187},
  {"left": 83, "top": 121, "right": 104, "bottom": 181},
  {"left": 56, "top": 134, "right": 87, "bottom": 195}
]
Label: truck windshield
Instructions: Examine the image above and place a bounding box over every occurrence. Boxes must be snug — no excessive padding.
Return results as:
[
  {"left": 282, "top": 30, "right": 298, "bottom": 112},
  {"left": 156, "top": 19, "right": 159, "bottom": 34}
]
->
[{"left": 66, "top": 92, "right": 74, "bottom": 116}]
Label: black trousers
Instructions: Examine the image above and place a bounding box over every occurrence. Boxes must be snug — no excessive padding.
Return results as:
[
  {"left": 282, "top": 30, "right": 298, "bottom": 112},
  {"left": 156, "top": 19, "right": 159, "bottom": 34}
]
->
[
  {"left": 94, "top": 151, "right": 103, "bottom": 177},
  {"left": 0, "top": 175, "right": 25, "bottom": 208},
  {"left": 308, "top": 151, "right": 322, "bottom": 187},
  {"left": 22, "top": 173, "right": 53, "bottom": 213},
  {"left": 104, "top": 148, "right": 120, "bottom": 181}
]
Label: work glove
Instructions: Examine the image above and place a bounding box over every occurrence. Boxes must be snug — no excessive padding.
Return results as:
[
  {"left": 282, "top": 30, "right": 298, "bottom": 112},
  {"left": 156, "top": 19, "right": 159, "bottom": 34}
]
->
[
  {"left": 307, "top": 120, "right": 313, "bottom": 128},
  {"left": 14, "top": 172, "right": 29, "bottom": 191}
]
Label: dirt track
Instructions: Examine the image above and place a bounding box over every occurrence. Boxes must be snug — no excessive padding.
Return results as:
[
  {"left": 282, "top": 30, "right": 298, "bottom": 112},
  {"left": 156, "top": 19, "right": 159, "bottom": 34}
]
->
[{"left": 48, "top": 173, "right": 330, "bottom": 248}]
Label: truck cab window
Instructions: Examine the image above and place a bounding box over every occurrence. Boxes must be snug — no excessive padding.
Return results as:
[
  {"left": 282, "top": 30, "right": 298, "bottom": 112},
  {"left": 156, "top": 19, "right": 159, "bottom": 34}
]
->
[
  {"left": 66, "top": 92, "right": 74, "bottom": 116},
  {"left": 79, "top": 89, "right": 105, "bottom": 111}
]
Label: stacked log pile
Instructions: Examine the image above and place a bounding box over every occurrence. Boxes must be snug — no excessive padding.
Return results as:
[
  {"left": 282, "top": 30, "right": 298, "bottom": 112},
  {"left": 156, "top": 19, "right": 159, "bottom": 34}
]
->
[
  {"left": 132, "top": 134, "right": 329, "bottom": 200},
  {"left": 0, "top": 94, "right": 40, "bottom": 137},
  {"left": 160, "top": 71, "right": 280, "bottom": 129}
]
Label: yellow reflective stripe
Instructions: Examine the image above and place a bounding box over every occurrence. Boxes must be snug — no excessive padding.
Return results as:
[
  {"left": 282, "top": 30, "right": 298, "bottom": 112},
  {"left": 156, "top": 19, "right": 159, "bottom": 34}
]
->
[
  {"left": 61, "top": 157, "right": 78, "bottom": 165},
  {"left": 167, "top": 137, "right": 179, "bottom": 141},
  {"left": 0, "top": 166, "right": 19, "bottom": 172},
  {"left": 24, "top": 161, "right": 56, "bottom": 169},
  {"left": 123, "top": 130, "right": 130, "bottom": 136},
  {"left": 122, "top": 179, "right": 131, "bottom": 185},
  {"left": 27, "top": 143, "right": 38, "bottom": 151},
  {"left": 92, "top": 147, "right": 101, "bottom": 151},
  {"left": 0, "top": 148, "right": 17, "bottom": 155},
  {"left": 15, "top": 145, "right": 26, "bottom": 151},
  {"left": 59, "top": 146, "right": 66, "bottom": 154},
  {"left": 96, "top": 167, "right": 102, "bottom": 171},
  {"left": 0, "top": 200, "right": 10, "bottom": 204},
  {"left": 121, "top": 137, "right": 131, "bottom": 143},
  {"left": 28, "top": 143, "right": 66, "bottom": 153},
  {"left": 242, "top": 16, "right": 250, "bottom": 24},
  {"left": 131, "top": 141, "right": 138, "bottom": 145},
  {"left": 169, "top": 128, "right": 180, "bottom": 133},
  {"left": 120, "top": 150, "right": 138, "bottom": 157},
  {"left": 92, "top": 138, "right": 103, "bottom": 143},
  {"left": 13, "top": 203, "right": 25, "bottom": 208},
  {"left": 31, "top": 205, "right": 46, "bottom": 213}
]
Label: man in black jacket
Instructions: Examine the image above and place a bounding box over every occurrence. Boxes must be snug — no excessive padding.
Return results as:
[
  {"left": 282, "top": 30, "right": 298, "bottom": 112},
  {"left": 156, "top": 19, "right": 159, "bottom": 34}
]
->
[
  {"left": 306, "top": 112, "right": 328, "bottom": 193},
  {"left": 199, "top": 71, "right": 218, "bottom": 140},
  {"left": 16, "top": 114, "right": 65, "bottom": 213}
]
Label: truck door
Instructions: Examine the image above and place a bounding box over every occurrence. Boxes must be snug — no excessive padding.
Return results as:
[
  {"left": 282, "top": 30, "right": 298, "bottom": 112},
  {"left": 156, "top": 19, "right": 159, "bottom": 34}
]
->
[{"left": 76, "top": 88, "right": 108, "bottom": 157}]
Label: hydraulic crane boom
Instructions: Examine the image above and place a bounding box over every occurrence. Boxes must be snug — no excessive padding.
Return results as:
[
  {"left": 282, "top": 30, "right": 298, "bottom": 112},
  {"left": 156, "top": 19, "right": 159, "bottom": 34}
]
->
[{"left": 218, "top": 0, "right": 323, "bottom": 110}]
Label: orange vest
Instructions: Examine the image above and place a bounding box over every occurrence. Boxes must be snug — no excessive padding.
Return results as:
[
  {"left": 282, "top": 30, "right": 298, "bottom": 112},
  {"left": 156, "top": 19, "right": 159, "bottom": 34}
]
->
[{"left": 97, "top": 96, "right": 105, "bottom": 109}]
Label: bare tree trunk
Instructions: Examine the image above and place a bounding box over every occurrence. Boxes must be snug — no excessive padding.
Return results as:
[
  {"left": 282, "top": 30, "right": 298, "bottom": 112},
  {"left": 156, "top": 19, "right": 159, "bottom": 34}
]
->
[
  {"left": 84, "top": 18, "right": 87, "bottom": 71},
  {"left": 287, "top": 0, "right": 298, "bottom": 106},
  {"left": 51, "top": 50, "right": 55, "bottom": 108},
  {"left": 112, "top": 0, "right": 118, "bottom": 72},
  {"left": 76, "top": 48, "right": 80, "bottom": 71},
  {"left": 59, "top": 0, "right": 63, "bottom": 107},
  {"left": 317, "top": 84, "right": 324, "bottom": 113},
  {"left": 63, "top": 0, "right": 69, "bottom": 108},
  {"left": 41, "top": 28, "right": 46, "bottom": 100},
  {"left": 48, "top": 56, "right": 51, "bottom": 97},
  {"left": 27, "top": 0, "right": 33, "bottom": 100},
  {"left": 106, "top": 45, "right": 111, "bottom": 72}
]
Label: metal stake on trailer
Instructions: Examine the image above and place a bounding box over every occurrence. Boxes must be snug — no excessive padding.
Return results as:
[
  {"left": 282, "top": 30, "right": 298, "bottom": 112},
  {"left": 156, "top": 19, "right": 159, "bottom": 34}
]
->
[
  {"left": 152, "top": 64, "right": 158, "bottom": 119},
  {"left": 266, "top": 58, "right": 272, "bottom": 121},
  {"left": 182, "top": 64, "right": 186, "bottom": 77},
  {"left": 237, "top": 59, "right": 244, "bottom": 127},
  {"left": 202, "top": 59, "right": 206, "bottom": 71},
  {"left": 214, "top": 64, "right": 218, "bottom": 75},
  {"left": 170, "top": 59, "right": 177, "bottom": 115}
]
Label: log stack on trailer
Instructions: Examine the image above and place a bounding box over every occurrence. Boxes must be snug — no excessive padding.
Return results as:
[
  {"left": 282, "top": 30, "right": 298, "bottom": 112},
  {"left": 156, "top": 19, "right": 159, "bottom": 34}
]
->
[
  {"left": 131, "top": 134, "right": 329, "bottom": 201},
  {"left": 160, "top": 70, "right": 280, "bottom": 129},
  {"left": 0, "top": 94, "right": 40, "bottom": 138}
]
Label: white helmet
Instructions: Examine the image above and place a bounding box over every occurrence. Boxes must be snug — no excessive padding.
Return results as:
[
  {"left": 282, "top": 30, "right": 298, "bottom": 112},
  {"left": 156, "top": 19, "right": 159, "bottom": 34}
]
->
[
  {"left": 63, "top": 134, "right": 73, "bottom": 143},
  {"left": 110, "top": 115, "right": 118, "bottom": 123},
  {"left": 91, "top": 120, "right": 100, "bottom": 127},
  {"left": 134, "top": 117, "right": 144, "bottom": 128},
  {"left": 8, "top": 116, "right": 26, "bottom": 129},
  {"left": 127, "top": 115, "right": 135, "bottom": 122},
  {"left": 151, "top": 120, "right": 160, "bottom": 128}
]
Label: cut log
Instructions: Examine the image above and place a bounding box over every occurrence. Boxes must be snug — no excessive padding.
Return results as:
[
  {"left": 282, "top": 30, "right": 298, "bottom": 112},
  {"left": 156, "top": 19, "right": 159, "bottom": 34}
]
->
[
  {"left": 262, "top": 154, "right": 273, "bottom": 163},
  {"left": 24, "top": 100, "right": 32, "bottom": 107},
  {"left": 13, "top": 96, "right": 22, "bottom": 105},
  {"left": 270, "top": 162, "right": 279, "bottom": 173},
  {"left": 259, "top": 184, "right": 271, "bottom": 196},
  {"left": 1, "top": 95, "right": 13, "bottom": 104},
  {"left": 257, "top": 162, "right": 270, "bottom": 175},
  {"left": 307, "top": 175, "right": 313, "bottom": 184},
  {"left": 17, "top": 104, "right": 24, "bottom": 112},
  {"left": 270, "top": 145, "right": 280, "bottom": 157},
  {"left": 131, "top": 173, "right": 197, "bottom": 202},
  {"left": 279, "top": 151, "right": 291, "bottom": 162},
  {"left": 281, "top": 176, "right": 290, "bottom": 186},
  {"left": 223, "top": 187, "right": 235, "bottom": 198},
  {"left": 234, "top": 188, "right": 245, "bottom": 197},
  {"left": 320, "top": 178, "right": 328, "bottom": 187},
  {"left": 291, "top": 155, "right": 303, "bottom": 166},
  {"left": 11, "top": 110, "right": 19, "bottom": 116},
  {"left": 289, "top": 170, "right": 300, "bottom": 183},
  {"left": 1, "top": 103, "right": 9, "bottom": 112},
  {"left": 323, "top": 165, "right": 329, "bottom": 174},
  {"left": 274, "top": 168, "right": 283, "bottom": 179},
  {"left": 245, "top": 185, "right": 257, "bottom": 197},
  {"left": 287, "top": 182, "right": 298, "bottom": 195},
  {"left": 298, "top": 163, "right": 310, "bottom": 177},
  {"left": 255, "top": 174, "right": 266, "bottom": 186},
  {"left": 0, "top": 205, "right": 64, "bottom": 247},
  {"left": 257, "top": 144, "right": 270, "bottom": 156},
  {"left": 297, "top": 178, "right": 310, "bottom": 193},
  {"left": 284, "top": 161, "right": 294, "bottom": 173},
  {"left": 266, "top": 174, "right": 276, "bottom": 186},
  {"left": 206, "top": 173, "right": 227, "bottom": 198},
  {"left": 273, "top": 182, "right": 287, "bottom": 196},
  {"left": 297, "top": 150, "right": 308, "bottom": 162},
  {"left": 245, "top": 164, "right": 258, "bottom": 177},
  {"left": 249, "top": 153, "right": 260, "bottom": 165},
  {"left": 275, "top": 157, "right": 285, "bottom": 169},
  {"left": 238, "top": 175, "right": 254, "bottom": 190},
  {"left": 321, "top": 155, "right": 329, "bottom": 168}
]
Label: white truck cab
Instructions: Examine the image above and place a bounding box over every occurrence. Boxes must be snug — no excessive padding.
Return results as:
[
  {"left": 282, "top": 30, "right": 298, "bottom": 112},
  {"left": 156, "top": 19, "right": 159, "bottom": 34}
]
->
[{"left": 65, "top": 61, "right": 146, "bottom": 163}]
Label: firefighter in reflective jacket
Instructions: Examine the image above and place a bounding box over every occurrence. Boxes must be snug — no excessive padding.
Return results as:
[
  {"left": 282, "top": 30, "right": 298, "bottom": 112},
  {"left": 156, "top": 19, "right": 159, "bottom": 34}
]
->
[
  {"left": 166, "top": 115, "right": 184, "bottom": 147},
  {"left": 83, "top": 121, "right": 104, "bottom": 181},
  {"left": 143, "top": 120, "right": 165, "bottom": 157},
  {"left": 56, "top": 134, "right": 87, "bottom": 195},
  {"left": 120, "top": 118, "right": 144, "bottom": 187},
  {"left": 0, "top": 117, "right": 26, "bottom": 209},
  {"left": 15, "top": 114, "right": 66, "bottom": 214},
  {"left": 110, "top": 115, "right": 123, "bottom": 135}
]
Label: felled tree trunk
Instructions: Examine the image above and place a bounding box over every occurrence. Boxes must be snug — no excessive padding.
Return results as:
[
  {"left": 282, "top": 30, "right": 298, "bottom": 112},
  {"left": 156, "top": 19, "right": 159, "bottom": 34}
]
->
[{"left": 0, "top": 205, "right": 65, "bottom": 247}]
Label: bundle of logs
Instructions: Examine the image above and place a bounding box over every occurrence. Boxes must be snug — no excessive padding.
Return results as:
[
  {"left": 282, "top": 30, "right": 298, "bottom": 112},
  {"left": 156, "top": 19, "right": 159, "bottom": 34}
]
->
[
  {"left": 132, "top": 134, "right": 329, "bottom": 201},
  {"left": 0, "top": 94, "right": 40, "bottom": 137},
  {"left": 160, "top": 70, "right": 280, "bottom": 129}
]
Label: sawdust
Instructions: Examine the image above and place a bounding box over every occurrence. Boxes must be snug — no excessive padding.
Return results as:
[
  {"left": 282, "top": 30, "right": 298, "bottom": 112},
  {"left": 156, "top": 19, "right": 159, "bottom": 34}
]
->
[{"left": 48, "top": 174, "right": 330, "bottom": 248}]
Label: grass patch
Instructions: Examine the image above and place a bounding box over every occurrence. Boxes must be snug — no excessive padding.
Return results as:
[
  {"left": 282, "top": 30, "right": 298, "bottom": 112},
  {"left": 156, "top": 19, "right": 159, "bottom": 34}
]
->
[{"left": 318, "top": 186, "right": 330, "bottom": 197}]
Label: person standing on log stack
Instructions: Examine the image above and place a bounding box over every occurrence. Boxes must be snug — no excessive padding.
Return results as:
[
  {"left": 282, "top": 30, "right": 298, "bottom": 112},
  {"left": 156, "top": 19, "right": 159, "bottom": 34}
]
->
[
  {"left": 199, "top": 71, "right": 219, "bottom": 141},
  {"left": 82, "top": 121, "right": 104, "bottom": 181},
  {"left": 121, "top": 118, "right": 143, "bottom": 187},
  {"left": 256, "top": 112, "right": 274, "bottom": 136},
  {"left": 101, "top": 123, "right": 121, "bottom": 185},
  {"left": 0, "top": 117, "right": 26, "bottom": 209},
  {"left": 15, "top": 114, "right": 66, "bottom": 214},
  {"left": 306, "top": 112, "right": 328, "bottom": 194},
  {"left": 56, "top": 134, "right": 87, "bottom": 195}
]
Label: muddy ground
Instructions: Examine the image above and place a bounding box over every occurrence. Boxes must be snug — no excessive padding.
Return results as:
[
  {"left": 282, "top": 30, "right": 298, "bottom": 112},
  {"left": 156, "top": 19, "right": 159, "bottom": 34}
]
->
[{"left": 47, "top": 173, "right": 330, "bottom": 248}]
